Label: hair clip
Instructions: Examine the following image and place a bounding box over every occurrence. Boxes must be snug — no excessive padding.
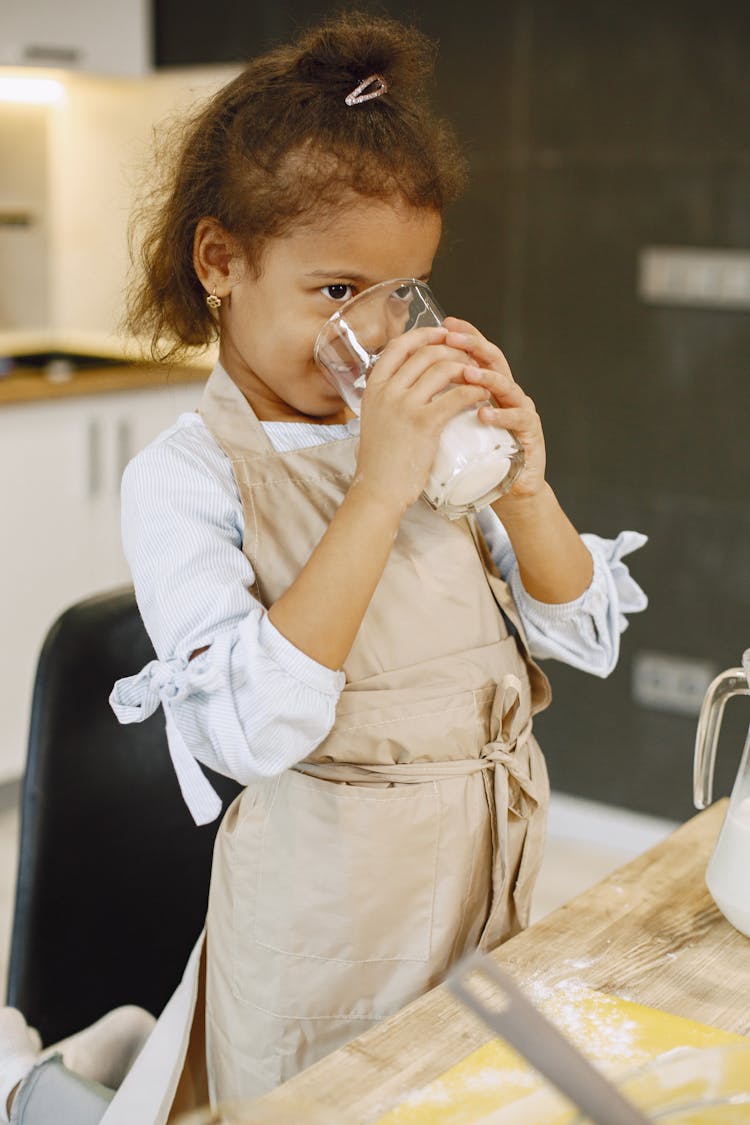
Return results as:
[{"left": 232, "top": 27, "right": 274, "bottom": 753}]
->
[{"left": 345, "top": 74, "right": 388, "bottom": 106}]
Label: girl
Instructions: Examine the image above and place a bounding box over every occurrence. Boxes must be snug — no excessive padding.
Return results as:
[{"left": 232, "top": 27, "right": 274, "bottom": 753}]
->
[{"left": 1, "top": 11, "right": 646, "bottom": 1124}]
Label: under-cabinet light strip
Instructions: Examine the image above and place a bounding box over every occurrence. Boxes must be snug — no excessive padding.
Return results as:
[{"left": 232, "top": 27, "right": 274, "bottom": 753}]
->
[{"left": 0, "top": 77, "right": 65, "bottom": 104}]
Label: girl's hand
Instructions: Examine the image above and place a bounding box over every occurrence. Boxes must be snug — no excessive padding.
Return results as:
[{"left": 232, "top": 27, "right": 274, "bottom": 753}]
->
[
  {"left": 352, "top": 325, "right": 491, "bottom": 515},
  {"left": 442, "top": 316, "right": 547, "bottom": 504}
]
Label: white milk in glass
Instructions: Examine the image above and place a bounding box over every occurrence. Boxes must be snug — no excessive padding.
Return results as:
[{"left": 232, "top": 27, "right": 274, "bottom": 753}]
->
[{"left": 422, "top": 407, "right": 519, "bottom": 513}]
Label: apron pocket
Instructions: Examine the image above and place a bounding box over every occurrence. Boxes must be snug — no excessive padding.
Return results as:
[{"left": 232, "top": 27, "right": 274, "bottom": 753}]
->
[{"left": 252, "top": 769, "right": 440, "bottom": 963}]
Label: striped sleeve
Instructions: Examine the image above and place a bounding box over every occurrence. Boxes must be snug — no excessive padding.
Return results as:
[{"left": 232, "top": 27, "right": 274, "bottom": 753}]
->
[
  {"left": 111, "top": 416, "right": 344, "bottom": 823},
  {"left": 477, "top": 507, "right": 648, "bottom": 678}
]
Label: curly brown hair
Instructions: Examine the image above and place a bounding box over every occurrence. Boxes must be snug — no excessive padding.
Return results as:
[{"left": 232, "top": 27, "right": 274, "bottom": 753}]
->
[{"left": 127, "top": 11, "right": 468, "bottom": 361}]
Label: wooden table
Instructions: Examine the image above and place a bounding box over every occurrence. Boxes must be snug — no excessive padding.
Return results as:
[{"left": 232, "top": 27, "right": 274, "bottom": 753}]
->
[{"left": 253, "top": 800, "right": 750, "bottom": 1122}]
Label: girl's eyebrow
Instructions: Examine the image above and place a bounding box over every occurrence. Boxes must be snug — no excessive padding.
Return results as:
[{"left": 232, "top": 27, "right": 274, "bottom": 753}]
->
[
  {"left": 304, "top": 270, "right": 431, "bottom": 282},
  {"left": 304, "top": 269, "right": 370, "bottom": 282}
]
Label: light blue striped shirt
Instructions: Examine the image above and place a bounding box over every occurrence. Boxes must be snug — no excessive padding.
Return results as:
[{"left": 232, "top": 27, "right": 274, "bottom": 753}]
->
[{"left": 110, "top": 406, "right": 647, "bottom": 824}]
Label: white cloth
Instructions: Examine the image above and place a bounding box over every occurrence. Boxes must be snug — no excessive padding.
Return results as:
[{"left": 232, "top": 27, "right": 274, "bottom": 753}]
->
[
  {"left": 110, "top": 404, "right": 648, "bottom": 826},
  {"left": 0, "top": 1011, "right": 41, "bottom": 1125},
  {"left": 42, "top": 1008, "right": 156, "bottom": 1093}
]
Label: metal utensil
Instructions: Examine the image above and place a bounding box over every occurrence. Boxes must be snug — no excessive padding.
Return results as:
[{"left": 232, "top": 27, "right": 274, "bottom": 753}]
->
[{"left": 447, "top": 952, "right": 651, "bottom": 1125}]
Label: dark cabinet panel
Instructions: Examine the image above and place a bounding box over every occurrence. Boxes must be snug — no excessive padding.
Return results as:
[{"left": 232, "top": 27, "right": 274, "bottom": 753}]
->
[
  {"left": 152, "top": 1, "right": 519, "bottom": 161},
  {"left": 154, "top": 0, "right": 330, "bottom": 67},
  {"left": 151, "top": 0, "right": 750, "bottom": 823}
]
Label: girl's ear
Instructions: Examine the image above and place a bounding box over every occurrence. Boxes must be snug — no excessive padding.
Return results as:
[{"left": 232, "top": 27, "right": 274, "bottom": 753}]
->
[{"left": 193, "top": 217, "right": 244, "bottom": 298}]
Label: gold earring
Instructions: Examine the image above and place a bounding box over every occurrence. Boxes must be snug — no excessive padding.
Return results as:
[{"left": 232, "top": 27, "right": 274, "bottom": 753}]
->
[{"left": 206, "top": 288, "right": 221, "bottom": 309}]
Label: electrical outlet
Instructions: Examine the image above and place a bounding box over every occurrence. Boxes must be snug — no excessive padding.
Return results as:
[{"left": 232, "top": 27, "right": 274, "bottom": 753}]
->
[
  {"left": 632, "top": 651, "right": 717, "bottom": 717},
  {"left": 638, "top": 247, "right": 750, "bottom": 309}
]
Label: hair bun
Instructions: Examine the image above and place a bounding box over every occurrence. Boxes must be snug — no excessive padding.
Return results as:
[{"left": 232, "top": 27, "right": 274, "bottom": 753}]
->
[{"left": 294, "top": 12, "right": 436, "bottom": 102}]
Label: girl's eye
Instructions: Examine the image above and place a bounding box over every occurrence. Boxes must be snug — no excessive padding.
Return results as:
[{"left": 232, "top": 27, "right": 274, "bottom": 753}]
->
[{"left": 321, "top": 284, "right": 354, "bottom": 302}]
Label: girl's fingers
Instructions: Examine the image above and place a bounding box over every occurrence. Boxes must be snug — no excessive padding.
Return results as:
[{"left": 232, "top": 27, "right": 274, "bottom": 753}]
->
[
  {"left": 391, "top": 347, "right": 479, "bottom": 395},
  {"left": 373, "top": 349, "right": 524, "bottom": 415},
  {"left": 365, "top": 325, "right": 533, "bottom": 431},
  {"left": 367, "top": 348, "right": 491, "bottom": 411},
  {"left": 442, "top": 317, "right": 513, "bottom": 380},
  {"left": 463, "top": 365, "right": 523, "bottom": 406},
  {"left": 477, "top": 401, "right": 539, "bottom": 434},
  {"left": 366, "top": 326, "right": 449, "bottom": 385},
  {"left": 442, "top": 316, "right": 479, "bottom": 338},
  {"left": 404, "top": 361, "right": 473, "bottom": 405},
  {"left": 430, "top": 382, "right": 493, "bottom": 424}
]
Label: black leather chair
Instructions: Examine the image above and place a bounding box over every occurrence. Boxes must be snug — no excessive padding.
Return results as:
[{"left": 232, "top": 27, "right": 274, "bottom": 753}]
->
[{"left": 7, "top": 588, "right": 241, "bottom": 1046}]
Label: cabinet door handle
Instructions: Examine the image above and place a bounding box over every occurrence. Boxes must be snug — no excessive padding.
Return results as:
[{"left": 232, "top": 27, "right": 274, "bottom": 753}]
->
[
  {"left": 116, "top": 418, "right": 132, "bottom": 486},
  {"left": 87, "top": 418, "right": 102, "bottom": 499},
  {"left": 23, "top": 45, "right": 83, "bottom": 66}
]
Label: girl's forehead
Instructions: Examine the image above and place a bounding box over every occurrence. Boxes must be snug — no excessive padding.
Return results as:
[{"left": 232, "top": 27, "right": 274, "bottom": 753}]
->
[{"left": 275, "top": 200, "right": 442, "bottom": 275}]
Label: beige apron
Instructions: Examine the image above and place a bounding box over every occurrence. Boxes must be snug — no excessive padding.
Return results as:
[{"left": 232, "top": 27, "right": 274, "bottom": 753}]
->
[{"left": 199, "top": 366, "right": 552, "bottom": 1102}]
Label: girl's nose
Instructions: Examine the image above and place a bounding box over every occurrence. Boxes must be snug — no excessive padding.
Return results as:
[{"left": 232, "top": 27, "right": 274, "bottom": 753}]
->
[
  {"left": 352, "top": 307, "right": 390, "bottom": 355},
  {"left": 348, "top": 290, "right": 412, "bottom": 356}
]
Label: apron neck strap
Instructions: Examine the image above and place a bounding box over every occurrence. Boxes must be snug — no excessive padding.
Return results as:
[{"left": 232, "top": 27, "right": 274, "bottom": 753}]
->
[{"left": 198, "top": 363, "right": 275, "bottom": 460}]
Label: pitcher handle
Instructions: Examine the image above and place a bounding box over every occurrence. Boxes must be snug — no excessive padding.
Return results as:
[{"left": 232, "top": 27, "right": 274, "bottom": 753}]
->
[{"left": 693, "top": 667, "right": 750, "bottom": 809}]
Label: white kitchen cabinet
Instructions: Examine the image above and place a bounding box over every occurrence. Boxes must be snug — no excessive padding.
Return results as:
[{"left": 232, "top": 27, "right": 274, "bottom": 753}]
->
[
  {"left": 0, "top": 0, "right": 151, "bottom": 77},
  {"left": 0, "top": 379, "right": 201, "bottom": 783},
  {"left": 81, "top": 381, "right": 203, "bottom": 586}
]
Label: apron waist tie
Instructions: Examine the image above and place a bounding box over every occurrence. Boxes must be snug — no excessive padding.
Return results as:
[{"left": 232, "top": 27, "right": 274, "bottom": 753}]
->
[
  {"left": 292, "top": 717, "right": 534, "bottom": 787},
  {"left": 294, "top": 718, "right": 545, "bottom": 950}
]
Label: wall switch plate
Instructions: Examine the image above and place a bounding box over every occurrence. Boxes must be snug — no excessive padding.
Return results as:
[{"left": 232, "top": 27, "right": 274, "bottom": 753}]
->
[
  {"left": 632, "top": 650, "right": 717, "bottom": 717},
  {"left": 638, "top": 246, "right": 750, "bottom": 309}
]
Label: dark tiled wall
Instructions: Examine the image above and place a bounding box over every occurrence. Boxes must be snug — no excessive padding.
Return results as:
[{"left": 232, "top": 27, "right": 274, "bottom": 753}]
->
[
  {"left": 160, "top": 0, "right": 750, "bottom": 820},
  {"left": 428, "top": 0, "right": 750, "bottom": 821}
]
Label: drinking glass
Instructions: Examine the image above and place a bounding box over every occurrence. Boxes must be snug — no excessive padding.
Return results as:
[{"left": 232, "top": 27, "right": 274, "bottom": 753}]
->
[{"left": 314, "top": 277, "right": 524, "bottom": 518}]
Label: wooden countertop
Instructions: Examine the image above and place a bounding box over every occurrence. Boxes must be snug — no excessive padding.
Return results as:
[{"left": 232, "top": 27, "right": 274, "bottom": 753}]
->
[
  {"left": 0, "top": 363, "right": 209, "bottom": 407},
  {"left": 253, "top": 800, "right": 750, "bottom": 1122}
]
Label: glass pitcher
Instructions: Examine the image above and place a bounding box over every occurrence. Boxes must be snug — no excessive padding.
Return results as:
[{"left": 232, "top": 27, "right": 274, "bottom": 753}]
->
[{"left": 693, "top": 648, "right": 750, "bottom": 938}]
